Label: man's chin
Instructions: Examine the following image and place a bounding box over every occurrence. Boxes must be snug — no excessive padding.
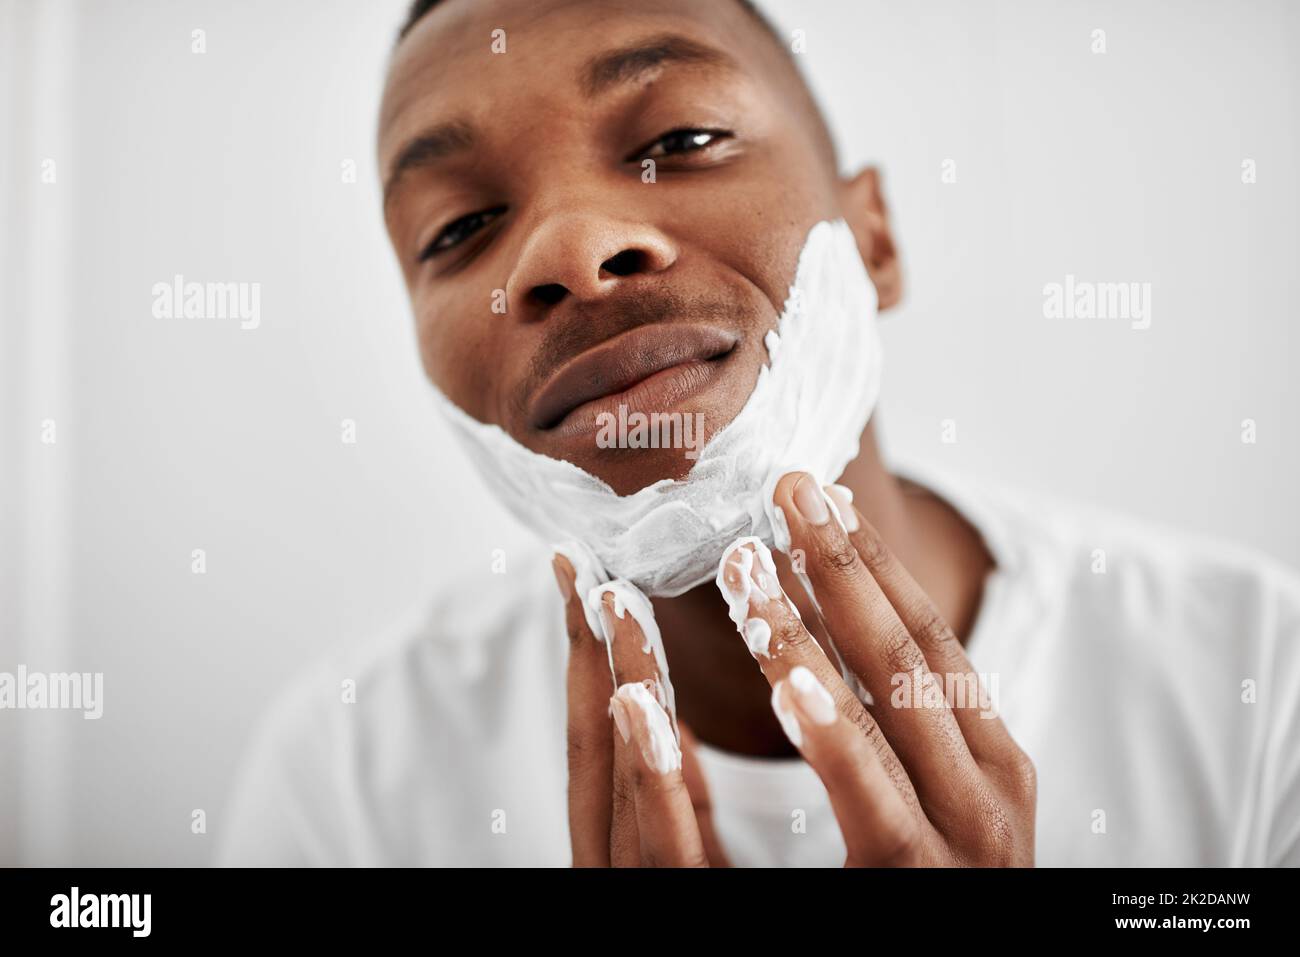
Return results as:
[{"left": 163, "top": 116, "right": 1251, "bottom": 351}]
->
[
  {"left": 523, "top": 350, "right": 759, "bottom": 495},
  {"left": 535, "top": 399, "right": 732, "bottom": 495},
  {"left": 578, "top": 443, "right": 710, "bottom": 496}
]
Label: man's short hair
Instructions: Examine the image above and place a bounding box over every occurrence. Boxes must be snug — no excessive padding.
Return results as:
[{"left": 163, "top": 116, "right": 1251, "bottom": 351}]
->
[
  {"left": 391, "top": 0, "right": 838, "bottom": 169},
  {"left": 398, "top": 0, "right": 783, "bottom": 45}
]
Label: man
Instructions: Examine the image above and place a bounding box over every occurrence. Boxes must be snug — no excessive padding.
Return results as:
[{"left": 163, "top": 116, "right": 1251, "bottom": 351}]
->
[{"left": 217, "top": 0, "right": 1300, "bottom": 866}]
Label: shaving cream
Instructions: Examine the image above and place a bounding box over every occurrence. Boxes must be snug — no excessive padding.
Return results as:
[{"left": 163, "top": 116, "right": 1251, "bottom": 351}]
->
[
  {"left": 770, "top": 681, "right": 803, "bottom": 748},
  {"left": 716, "top": 536, "right": 801, "bottom": 659},
  {"left": 615, "top": 680, "right": 682, "bottom": 773},
  {"left": 588, "top": 578, "right": 679, "bottom": 744},
  {"left": 430, "top": 218, "right": 882, "bottom": 596}
]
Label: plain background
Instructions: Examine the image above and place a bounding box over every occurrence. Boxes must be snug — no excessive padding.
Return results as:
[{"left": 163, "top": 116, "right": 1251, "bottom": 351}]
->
[{"left": 1, "top": 0, "right": 1296, "bottom": 865}]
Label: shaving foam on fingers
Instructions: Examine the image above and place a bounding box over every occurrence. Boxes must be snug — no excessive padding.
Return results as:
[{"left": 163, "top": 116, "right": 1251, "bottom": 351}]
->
[
  {"left": 716, "top": 537, "right": 781, "bottom": 628},
  {"left": 825, "top": 483, "right": 860, "bottom": 533},
  {"left": 770, "top": 681, "right": 802, "bottom": 748},
  {"left": 587, "top": 579, "right": 679, "bottom": 744},
  {"left": 554, "top": 539, "right": 608, "bottom": 639},
  {"left": 616, "top": 680, "right": 682, "bottom": 774},
  {"left": 737, "top": 520, "right": 872, "bottom": 706},
  {"left": 742, "top": 618, "right": 772, "bottom": 658},
  {"left": 716, "top": 536, "right": 806, "bottom": 660}
]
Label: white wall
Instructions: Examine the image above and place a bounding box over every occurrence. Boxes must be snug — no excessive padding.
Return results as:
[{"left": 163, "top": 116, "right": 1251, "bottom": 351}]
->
[{"left": 1, "top": 0, "right": 1296, "bottom": 864}]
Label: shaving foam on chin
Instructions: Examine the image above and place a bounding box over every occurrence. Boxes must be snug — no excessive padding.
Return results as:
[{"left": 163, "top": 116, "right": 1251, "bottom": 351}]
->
[{"left": 430, "top": 218, "right": 882, "bottom": 596}]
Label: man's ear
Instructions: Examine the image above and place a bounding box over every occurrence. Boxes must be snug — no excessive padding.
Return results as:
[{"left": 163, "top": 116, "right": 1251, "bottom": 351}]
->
[{"left": 840, "top": 166, "right": 902, "bottom": 311}]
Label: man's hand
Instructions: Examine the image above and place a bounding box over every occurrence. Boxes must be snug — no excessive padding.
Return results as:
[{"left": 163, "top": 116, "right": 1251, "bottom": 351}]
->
[
  {"left": 552, "top": 469, "right": 1036, "bottom": 867},
  {"left": 733, "top": 471, "right": 1036, "bottom": 866},
  {"left": 553, "top": 556, "right": 728, "bottom": 867}
]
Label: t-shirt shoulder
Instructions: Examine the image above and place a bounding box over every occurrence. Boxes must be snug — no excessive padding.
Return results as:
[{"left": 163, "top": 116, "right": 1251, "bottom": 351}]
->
[
  {"left": 938, "top": 465, "right": 1299, "bottom": 636},
  {"left": 215, "top": 544, "right": 563, "bottom": 865},
  {"left": 944, "top": 470, "right": 1300, "bottom": 865}
]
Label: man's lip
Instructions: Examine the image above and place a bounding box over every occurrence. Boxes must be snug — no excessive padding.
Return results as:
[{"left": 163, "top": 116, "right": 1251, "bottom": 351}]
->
[{"left": 529, "top": 324, "right": 739, "bottom": 431}]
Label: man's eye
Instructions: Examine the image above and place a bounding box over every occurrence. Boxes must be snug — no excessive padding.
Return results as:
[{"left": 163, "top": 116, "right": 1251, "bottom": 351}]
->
[
  {"left": 635, "top": 128, "right": 733, "bottom": 161},
  {"left": 419, "top": 206, "right": 506, "bottom": 261}
]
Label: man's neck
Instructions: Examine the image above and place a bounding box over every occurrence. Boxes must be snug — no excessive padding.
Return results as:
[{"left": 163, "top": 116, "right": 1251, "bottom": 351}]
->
[{"left": 650, "top": 422, "right": 994, "bottom": 757}]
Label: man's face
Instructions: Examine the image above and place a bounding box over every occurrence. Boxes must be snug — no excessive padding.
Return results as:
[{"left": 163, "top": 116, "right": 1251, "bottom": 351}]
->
[{"left": 379, "top": 0, "right": 845, "bottom": 495}]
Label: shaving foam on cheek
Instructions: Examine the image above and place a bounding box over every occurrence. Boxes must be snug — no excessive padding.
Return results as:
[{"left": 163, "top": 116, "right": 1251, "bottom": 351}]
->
[
  {"left": 429, "top": 218, "right": 882, "bottom": 597},
  {"left": 588, "top": 579, "right": 679, "bottom": 744}
]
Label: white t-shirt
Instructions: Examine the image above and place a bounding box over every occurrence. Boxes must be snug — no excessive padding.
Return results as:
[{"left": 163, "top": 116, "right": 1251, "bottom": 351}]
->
[{"left": 215, "top": 465, "right": 1300, "bottom": 867}]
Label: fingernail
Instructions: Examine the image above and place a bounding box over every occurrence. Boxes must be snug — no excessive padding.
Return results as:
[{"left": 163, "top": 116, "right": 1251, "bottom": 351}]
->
[
  {"left": 617, "top": 681, "right": 681, "bottom": 773},
  {"left": 788, "top": 666, "right": 838, "bottom": 726},
  {"left": 551, "top": 554, "right": 573, "bottom": 601},
  {"left": 771, "top": 504, "right": 792, "bottom": 553},
  {"left": 824, "top": 484, "right": 859, "bottom": 533},
  {"left": 792, "top": 474, "right": 830, "bottom": 525},
  {"left": 597, "top": 594, "right": 617, "bottom": 644},
  {"left": 770, "top": 680, "right": 803, "bottom": 747},
  {"left": 723, "top": 555, "right": 746, "bottom": 594},
  {"left": 746, "top": 540, "right": 783, "bottom": 600},
  {"left": 609, "top": 694, "right": 631, "bottom": 743}
]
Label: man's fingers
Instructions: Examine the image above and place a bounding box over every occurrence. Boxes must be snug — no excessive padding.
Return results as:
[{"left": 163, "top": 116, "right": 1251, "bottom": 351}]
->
[
  {"left": 599, "top": 589, "right": 666, "bottom": 693},
  {"left": 823, "top": 486, "right": 1020, "bottom": 770},
  {"left": 555, "top": 554, "right": 614, "bottom": 867},
  {"left": 771, "top": 667, "right": 929, "bottom": 866},
  {"left": 715, "top": 537, "right": 919, "bottom": 809},
  {"left": 716, "top": 537, "right": 840, "bottom": 688},
  {"left": 611, "top": 682, "right": 708, "bottom": 867},
  {"left": 773, "top": 472, "right": 983, "bottom": 824},
  {"left": 593, "top": 582, "right": 675, "bottom": 866},
  {"left": 596, "top": 584, "right": 709, "bottom": 866}
]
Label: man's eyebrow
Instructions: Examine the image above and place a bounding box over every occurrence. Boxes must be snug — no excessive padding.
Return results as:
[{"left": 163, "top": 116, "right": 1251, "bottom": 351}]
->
[
  {"left": 383, "top": 119, "right": 475, "bottom": 207},
  {"left": 383, "top": 36, "right": 733, "bottom": 205},
  {"left": 580, "top": 34, "right": 737, "bottom": 98}
]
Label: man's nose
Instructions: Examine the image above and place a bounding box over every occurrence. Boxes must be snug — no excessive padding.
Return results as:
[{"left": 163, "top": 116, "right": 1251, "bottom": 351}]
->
[{"left": 506, "top": 212, "right": 677, "bottom": 316}]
